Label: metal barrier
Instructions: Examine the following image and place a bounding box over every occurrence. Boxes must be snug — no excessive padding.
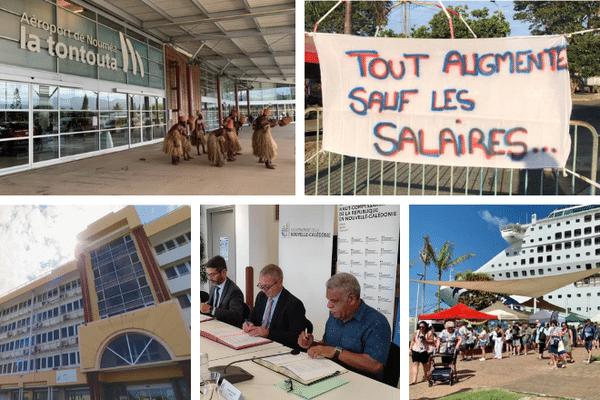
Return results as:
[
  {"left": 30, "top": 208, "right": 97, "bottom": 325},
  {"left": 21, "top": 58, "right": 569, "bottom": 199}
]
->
[{"left": 305, "top": 107, "right": 599, "bottom": 195}]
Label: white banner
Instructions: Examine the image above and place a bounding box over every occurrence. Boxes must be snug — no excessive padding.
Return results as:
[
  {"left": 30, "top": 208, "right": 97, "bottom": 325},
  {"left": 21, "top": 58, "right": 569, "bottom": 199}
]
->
[
  {"left": 312, "top": 33, "right": 572, "bottom": 169},
  {"left": 337, "top": 205, "right": 399, "bottom": 328},
  {"left": 279, "top": 206, "right": 335, "bottom": 339}
]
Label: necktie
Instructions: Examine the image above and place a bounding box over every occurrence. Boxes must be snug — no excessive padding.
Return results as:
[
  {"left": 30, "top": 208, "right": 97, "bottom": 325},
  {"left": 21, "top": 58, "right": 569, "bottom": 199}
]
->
[
  {"left": 213, "top": 287, "right": 220, "bottom": 308},
  {"left": 262, "top": 298, "right": 273, "bottom": 329}
]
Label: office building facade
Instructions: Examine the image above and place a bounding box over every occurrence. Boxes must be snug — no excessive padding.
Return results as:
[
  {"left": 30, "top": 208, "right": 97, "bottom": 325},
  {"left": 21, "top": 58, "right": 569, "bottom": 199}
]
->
[{"left": 0, "top": 206, "right": 191, "bottom": 400}]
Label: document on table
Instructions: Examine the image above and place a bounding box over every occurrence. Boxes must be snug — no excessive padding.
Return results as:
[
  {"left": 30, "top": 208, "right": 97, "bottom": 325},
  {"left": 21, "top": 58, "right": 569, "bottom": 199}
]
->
[
  {"left": 255, "top": 353, "right": 347, "bottom": 385},
  {"left": 201, "top": 325, "right": 271, "bottom": 350}
]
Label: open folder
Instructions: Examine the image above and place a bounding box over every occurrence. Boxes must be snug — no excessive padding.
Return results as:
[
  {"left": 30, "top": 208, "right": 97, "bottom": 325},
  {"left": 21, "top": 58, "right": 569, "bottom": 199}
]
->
[
  {"left": 200, "top": 325, "right": 271, "bottom": 350},
  {"left": 254, "top": 352, "right": 347, "bottom": 385}
]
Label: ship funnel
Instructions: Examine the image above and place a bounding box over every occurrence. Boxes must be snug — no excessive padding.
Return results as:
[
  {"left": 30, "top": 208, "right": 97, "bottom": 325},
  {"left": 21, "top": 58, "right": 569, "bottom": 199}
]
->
[{"left": 532, "top": 214, "right": 537, "bottom": 224}]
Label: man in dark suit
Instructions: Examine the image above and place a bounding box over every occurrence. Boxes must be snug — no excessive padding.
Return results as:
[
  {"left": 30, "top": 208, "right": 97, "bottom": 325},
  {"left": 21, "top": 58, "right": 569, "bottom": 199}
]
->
[
  {"left": 200, "top": 255, "right": 244, "bottom": 328},
  {"left": 243, "top": 264, "right": 306, "bottom": 349}
]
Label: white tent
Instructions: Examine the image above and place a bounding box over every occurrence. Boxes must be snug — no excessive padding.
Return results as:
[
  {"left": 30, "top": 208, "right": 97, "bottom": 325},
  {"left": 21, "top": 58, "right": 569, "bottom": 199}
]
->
[
  {"left": 529, "top": 309, "right": 565, "bottom": 324},
  {"left": 481, "top": 302, "right": 531, "bottom": 321}
]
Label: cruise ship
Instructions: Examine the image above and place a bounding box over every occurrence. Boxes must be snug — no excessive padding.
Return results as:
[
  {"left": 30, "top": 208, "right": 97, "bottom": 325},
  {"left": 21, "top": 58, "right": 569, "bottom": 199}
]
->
[{"left": 441, "top": 205, "right": 600, "bottom": 318}]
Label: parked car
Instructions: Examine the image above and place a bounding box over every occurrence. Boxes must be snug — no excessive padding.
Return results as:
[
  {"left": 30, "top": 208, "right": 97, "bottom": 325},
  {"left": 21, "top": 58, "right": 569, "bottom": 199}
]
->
[{"left": 304, "top": 106, "right": 323, "bottom": 138}]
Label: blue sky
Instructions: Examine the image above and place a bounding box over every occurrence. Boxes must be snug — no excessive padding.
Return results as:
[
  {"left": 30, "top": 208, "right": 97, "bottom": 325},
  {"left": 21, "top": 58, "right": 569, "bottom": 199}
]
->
[
  {"left": 135, "top": 205, "right": 180, "bottom": 224},
  {"left": 0, "top": 205, "right": 182, "bottom": 296},
  {"left": 386, "top": 1, "right": 531, "bottom": 37},
  {"left": 409, "top": 204, "right": 567, "bottom": 316}
]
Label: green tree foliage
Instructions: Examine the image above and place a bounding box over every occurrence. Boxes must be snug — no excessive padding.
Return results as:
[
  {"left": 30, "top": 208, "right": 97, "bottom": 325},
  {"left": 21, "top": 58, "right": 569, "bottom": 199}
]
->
[
  {"left": 379, "top": 28, "right": 406, "bottom": 38},
  {"left": 418, "top": 236, "right": 475, "bottom": 311},
  {"left": 412, "top": 5, "right": 510, "bottom": 38},
  {"left": 305, "top": 1, "right": 392, "bottom": 36},
  {"left": 82, "top": 94, "right": 89, "bottom": 110},
  {"left": 455, "top": 270, "right": 502, "bottom": 310},
  {"left": 514, "top": 1, "right": 600, "bottom": 90}
]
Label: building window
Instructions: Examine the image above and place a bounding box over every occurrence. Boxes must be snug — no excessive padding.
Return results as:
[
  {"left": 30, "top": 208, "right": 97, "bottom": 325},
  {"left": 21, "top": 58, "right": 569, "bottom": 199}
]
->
[
  {"left": 165, "top": 262, "right": 190, "bottom": 279},
  {"left": 90, "top": 234, "right": 154, "bottom": 318},
  {"left": 100, "top": 333, "right": 171, "bottom": 368},
  {"left": 154, "top": 232, "right": 192, "bottom": 255},
  {"left": 177, "top": 294, "right": 191, "bottom": 309}
]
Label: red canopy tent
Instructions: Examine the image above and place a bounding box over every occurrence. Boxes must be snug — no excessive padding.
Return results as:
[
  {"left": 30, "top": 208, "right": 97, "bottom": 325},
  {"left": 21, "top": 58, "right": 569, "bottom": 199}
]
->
[
  {"left": 305, "top": 34, "right": 319, "bottom": 64},
  {"left": 419, "top": 303, "right": 498, "bottom": 321}
]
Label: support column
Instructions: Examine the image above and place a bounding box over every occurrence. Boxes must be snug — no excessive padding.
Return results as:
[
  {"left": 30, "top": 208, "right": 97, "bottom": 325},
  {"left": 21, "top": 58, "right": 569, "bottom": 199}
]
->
[
  {"left": 234, "top": 83, "right": 239, "bottom": 116},
  {"left": 86, "top": 371, "right": 101, "bottom": 400},
  {"left": 246, "top": 89, "right": 251, "bottom": 118},
  {"left": 77, "top": 253, "right": 94, "bottom": 323},
  {"left": 217, "top": 77, "right": 222, "bottom": 126},
  {"left": 186, "top": 65, "right": 194, "bottom": 118}
]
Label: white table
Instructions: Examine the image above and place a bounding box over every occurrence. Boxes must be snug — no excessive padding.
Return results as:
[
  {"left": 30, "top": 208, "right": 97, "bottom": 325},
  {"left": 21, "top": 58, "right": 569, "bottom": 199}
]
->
[
  {"left": 201, "top": 320, "right": 400, "bottom": 399},
  {"left": 207, "top": 357, "right": 400, "bottom": 400}
]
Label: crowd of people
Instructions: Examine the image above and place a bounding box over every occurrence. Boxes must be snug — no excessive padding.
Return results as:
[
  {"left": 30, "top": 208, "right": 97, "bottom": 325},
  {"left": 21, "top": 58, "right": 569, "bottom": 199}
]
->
[
  {"left": 162, "top": 108, "right": 291, "bottom": 169},
  {"left": 410, "top": 318, "right": 600, "bottom": 384}
]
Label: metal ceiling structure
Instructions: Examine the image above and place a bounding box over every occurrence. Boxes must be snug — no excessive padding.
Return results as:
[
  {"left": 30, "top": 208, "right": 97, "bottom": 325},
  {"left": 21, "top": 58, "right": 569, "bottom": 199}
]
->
[{"left": 82, "top": 0, "right": 295, "bottom": 84}]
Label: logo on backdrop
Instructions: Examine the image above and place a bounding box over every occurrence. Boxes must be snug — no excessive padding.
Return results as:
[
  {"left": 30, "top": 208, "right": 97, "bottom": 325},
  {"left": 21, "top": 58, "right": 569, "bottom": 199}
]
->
[
  {"left": 119, "top": 32, "right": 145, "bottom": 77},
  {"left": 280, "top": 222, "right": 331, "bottom": 239},
  {"left": 19, "top": 13, "right": 144, "bottom": 77}
]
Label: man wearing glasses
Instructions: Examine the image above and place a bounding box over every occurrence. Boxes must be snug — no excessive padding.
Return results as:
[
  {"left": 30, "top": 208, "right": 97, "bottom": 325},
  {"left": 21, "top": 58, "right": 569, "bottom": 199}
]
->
[
  {"left": 243, "top": 264, "right": 307, "bottom": 349},
  {"left": 200, "top": 255, "right": 244, "bottom": 328}
]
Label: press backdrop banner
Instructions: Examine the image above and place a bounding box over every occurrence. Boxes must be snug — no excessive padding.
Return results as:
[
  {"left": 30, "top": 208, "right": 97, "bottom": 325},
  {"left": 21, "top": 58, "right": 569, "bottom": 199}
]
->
[
  {"left": 279, "top": 206, "right": 335, "bottom": 339},
  {"left": 337, "top": 205, "right": 399, "bottom": 328},
  {"left": 312, "top": 33, "right": 572, "bottom": 169}
]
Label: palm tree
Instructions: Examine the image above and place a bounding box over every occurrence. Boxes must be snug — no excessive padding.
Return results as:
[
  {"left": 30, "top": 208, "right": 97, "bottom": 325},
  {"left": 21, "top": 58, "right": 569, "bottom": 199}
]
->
[
  {"left": 435, "top": 242, "right": 474, "bottom": 310},
  {"left": 410, "top": 236, "right": 435, "bottom": 315},
  {"left": 421, "top": 238, "right": 474, "bottom": 310}
]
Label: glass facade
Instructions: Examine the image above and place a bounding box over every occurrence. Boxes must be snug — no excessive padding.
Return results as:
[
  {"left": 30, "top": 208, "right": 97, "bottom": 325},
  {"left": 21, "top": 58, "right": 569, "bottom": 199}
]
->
[
  {"left": 0, "top": 81, "right": 166, "bottom": 171},
  {"left": 0, "top": 0, "right": 165, "bottom": 89},
  {"left": 0, "top": 0, "right": 167, "bottom": 174},
  {"left": 200, "top": 65, "right": 296, "bottom": 130},
  {"left": 90, "top": 234, "right": 155, "bottom": 319},
  {"left": 200, "top": 66, "right": 219, "bottom": 131}
]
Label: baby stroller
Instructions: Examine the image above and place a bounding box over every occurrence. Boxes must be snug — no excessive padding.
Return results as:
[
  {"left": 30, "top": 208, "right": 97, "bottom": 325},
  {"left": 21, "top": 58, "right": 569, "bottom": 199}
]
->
[{"left": 428, "top": 348, "right": 458, "bottom": 387}]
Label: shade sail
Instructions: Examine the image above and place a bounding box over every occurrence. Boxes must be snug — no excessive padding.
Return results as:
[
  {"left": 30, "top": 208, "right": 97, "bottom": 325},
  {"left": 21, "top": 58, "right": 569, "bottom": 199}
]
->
[
  {"left": 410, "top": 268, "right": 600, "bottom": 298},
  {"left": 519, "top": 297, "right": 565, "bottom": 312},
  {"left": 419, "top": 303, "right": 498, "bottom": 321},
  {"left": 480, "top": 302, "right": 531, "bottom": 321}
]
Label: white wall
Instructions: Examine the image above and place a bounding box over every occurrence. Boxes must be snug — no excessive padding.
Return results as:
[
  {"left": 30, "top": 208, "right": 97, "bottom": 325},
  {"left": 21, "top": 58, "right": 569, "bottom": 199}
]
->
[
  {"left": 248, "top": 205, "right": 279, "bottom": 291},
  {"left": 278, "top": 205, "right": 336, "bottom": 339},
  {"left": 201, "top": 205, "right": 278, "bottom": 303},
  {"left": 201, "top": 205, "right": 337, "bottom": 339}
]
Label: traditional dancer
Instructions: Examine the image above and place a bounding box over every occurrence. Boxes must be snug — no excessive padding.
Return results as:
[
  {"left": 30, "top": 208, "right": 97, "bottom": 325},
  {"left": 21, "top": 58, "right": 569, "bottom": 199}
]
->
[
  {"left": 162, "top": 117, "right": 187, "bottom": 165},
  {"left": 207, "top": 128, "right": 227, "bottom": 167},
  {"left": 223, "top": 110, "right": 243, "bottom": 161},
  {"left": 191, "top": 110, "right": 208, "bottom": 155},
  {"left": 180, "top": 116, "right": 193, "bottom": 161},
  {"left": 252, "top": 109, "right": 291, "bottom": 169}
]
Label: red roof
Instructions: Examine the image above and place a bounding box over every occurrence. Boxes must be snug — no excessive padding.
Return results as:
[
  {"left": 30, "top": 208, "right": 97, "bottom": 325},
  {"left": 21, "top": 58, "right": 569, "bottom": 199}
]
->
[{"left": 419, "top": 303, "right": 498, "bottom": 321}]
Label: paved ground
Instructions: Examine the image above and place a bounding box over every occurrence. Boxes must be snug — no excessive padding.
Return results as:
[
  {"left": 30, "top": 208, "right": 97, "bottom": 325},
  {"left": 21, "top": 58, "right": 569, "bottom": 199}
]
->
[
  {"left": 409, "top": 347, "right": 599, "bottom": 400},
  {"left": 305, "top": 95, "right": 600, "bottom": 196},
  {"left": 0, "top": 124, "right": 295, "bottom": 195}
]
